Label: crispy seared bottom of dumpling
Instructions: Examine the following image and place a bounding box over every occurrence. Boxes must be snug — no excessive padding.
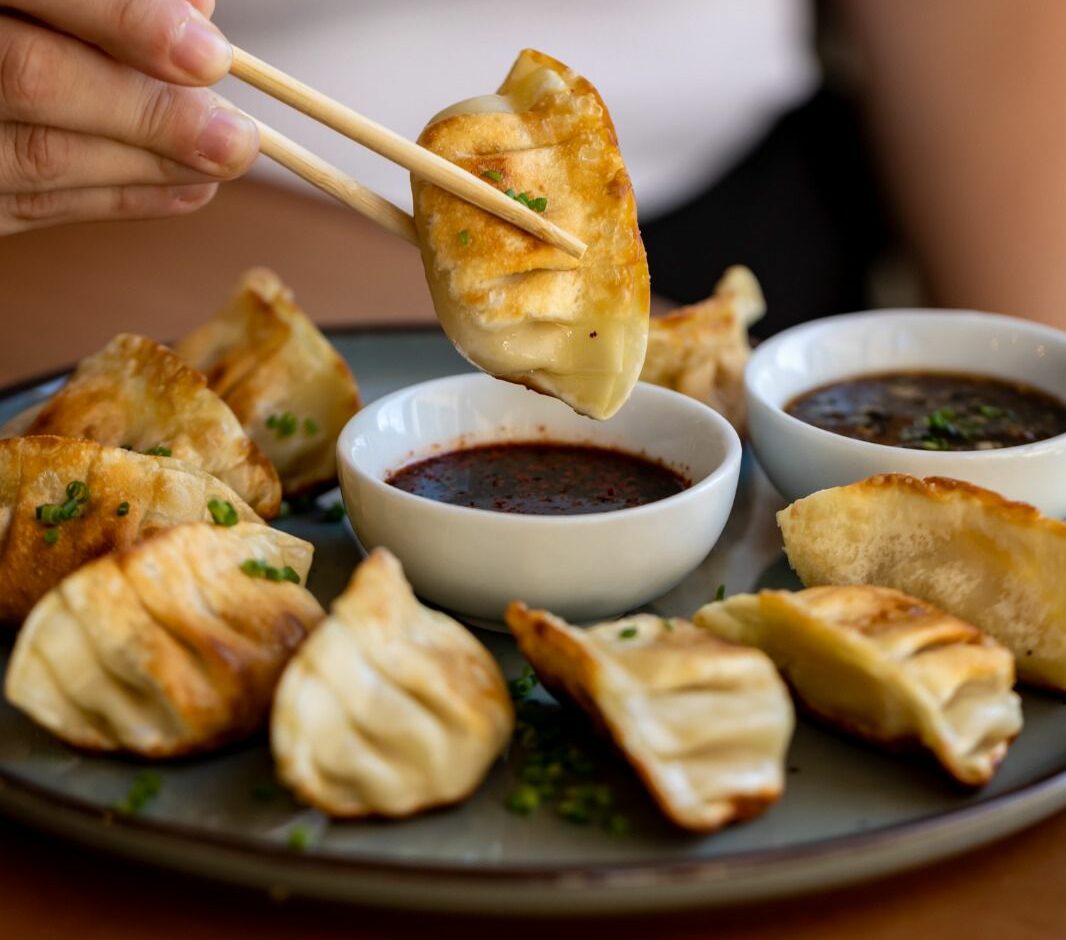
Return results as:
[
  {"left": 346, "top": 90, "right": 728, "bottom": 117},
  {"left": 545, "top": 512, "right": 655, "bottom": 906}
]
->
[
  {"left": 5, "top": 523, "right": 323, "bottom": 757},
  {"left": 271, "top": 549, "right": 514, "bottom": 818},
  {"left": 0, "top": 436, "right": 261, "bottom": 624},
  {"left": 2, "top": 333, "right": 282, "bottom": 519},
  {"left": 695, "top": 586, "right": 1022, "bottom": 786},
  {"left": 778, "top": 474, "right": 1066, "bottom": 691},
  {"left": 413, "top": 49, "right": 650, "bottom": 420},
  {"left": 505, "top": 603, "right": 794, "bottom": 832}
]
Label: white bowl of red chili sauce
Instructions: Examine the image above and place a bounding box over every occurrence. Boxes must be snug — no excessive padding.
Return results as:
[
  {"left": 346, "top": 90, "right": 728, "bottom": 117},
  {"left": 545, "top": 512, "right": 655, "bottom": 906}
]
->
[
  {"left": 337, "top": 374, "right": 742, "bottom": 621},
  {"left": 745, "top": 310, "right": 1066, "bottom": 517}
]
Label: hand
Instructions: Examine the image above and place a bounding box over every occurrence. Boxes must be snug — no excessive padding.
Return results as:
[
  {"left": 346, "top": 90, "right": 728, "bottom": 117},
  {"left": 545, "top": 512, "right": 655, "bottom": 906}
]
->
[{"left": 0, "top": 0, "right": 259, "bottom": 236}]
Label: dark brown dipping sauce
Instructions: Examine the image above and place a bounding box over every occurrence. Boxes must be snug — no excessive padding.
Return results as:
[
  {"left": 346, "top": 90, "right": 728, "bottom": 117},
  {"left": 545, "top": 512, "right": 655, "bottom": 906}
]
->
[
  {"left": 387, "top": 442, "right": 690, "bottom": 515},
  {"left": 786, "top": 370, "right": 1066, "bottom": 451}
]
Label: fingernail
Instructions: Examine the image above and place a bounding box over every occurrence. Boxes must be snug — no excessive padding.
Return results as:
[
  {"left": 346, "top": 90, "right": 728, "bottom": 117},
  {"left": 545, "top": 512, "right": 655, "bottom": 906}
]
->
[
  {"left": 172, "top": 15, "right": 232, "bottom": 80},
  {"left": 173, "top": 183, "right": 218, "bottom": 205},
  {"left": 196, "top": 109, "right": 258, "bottom": 171}
]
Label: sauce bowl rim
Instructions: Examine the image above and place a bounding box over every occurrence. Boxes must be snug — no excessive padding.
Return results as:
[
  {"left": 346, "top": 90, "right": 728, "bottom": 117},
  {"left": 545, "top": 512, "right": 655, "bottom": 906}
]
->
[
  {"left": 745, "top": 308, "right": 1066, "bottom": 459},
  {"left": 337, "top": 373, "right": 743, "bottom": 526}
]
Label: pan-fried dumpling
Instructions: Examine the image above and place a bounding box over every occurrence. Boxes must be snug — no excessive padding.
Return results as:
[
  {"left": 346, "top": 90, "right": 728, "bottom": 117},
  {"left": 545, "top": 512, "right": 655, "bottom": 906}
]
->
[
  {"left": 272, "top": 549, "right": 513, "bottom": 818},
  {"left": 640, "top": 266, "right": 765, "bottom": 431},
  {"left": 778, "top": 474, "right": 1066, "bottom": 691},
  {"left": 505, "top": 603, "right": 793, "bottom": 832},
  {"left": 1, "top": 333, "right": 281, "bottom": 518},
  {"left": 0, "top": 436, "right": 260, "bottom": 624},
  {"left": 174, "top": 268, "right": 362, "bottom": 496},
  {"left": 6, "top": 522, "right": 323, "bottom": 757},
  {"left": 413, "top": 48, "right": 650, "bottom": 420},
  {"left": 695, "top": 586, "right": 1022, "bottom": 786}
]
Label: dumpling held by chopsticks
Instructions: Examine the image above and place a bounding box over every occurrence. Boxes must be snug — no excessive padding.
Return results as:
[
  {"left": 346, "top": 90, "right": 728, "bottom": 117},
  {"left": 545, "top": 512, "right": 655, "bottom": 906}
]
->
[{"left": 412, "top": 49, "right": 650, "bottom": 420}]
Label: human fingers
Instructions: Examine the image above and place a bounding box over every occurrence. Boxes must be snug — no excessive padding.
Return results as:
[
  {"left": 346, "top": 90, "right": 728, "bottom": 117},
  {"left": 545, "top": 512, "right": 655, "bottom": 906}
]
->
[
  {"left": 0, "top": 16, "right": 258, "bottom": 176},
  {"left": 0, "top": 181, "right": 218, "bottom": 235},
  {"left": 0, "top": 122, "right": 219, "bottom": 192},
  {"left": 6, "top": 0, "right": 231, "bottom": 85}
]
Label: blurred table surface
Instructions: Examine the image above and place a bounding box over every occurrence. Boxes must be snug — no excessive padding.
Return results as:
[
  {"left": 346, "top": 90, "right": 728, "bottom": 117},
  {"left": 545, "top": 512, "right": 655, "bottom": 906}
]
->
[{"left": 0, "top": 179, "right": 1064, "bottom": 940}]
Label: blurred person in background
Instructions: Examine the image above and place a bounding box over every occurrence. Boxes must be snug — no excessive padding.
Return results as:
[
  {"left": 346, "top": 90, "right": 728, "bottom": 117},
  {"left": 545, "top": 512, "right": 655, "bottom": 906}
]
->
[{"left": 1, "top": 0, "right": 1064, "bottom": 331}]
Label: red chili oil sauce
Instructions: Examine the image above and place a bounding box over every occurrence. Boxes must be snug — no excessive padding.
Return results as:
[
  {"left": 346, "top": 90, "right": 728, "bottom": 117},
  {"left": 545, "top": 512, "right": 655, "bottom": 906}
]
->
[{"left": 386, "top": 442, "right": 690, "bottom": 515}]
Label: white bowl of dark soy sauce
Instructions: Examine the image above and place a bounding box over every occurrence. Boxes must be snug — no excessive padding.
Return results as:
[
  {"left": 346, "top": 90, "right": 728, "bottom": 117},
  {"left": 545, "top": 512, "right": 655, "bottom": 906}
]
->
[
  {"left": 745, "top": 309, "right": 1066, "bottom": 517},
  {"left": 337, "top": 374, "right": 742, "bottom": 621}
]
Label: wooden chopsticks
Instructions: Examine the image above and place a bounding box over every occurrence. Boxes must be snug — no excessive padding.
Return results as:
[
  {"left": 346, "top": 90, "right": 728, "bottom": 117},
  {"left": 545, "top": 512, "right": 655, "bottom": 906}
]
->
[{"left": 230, "top": 47, "right": 588, "bottom": 259}]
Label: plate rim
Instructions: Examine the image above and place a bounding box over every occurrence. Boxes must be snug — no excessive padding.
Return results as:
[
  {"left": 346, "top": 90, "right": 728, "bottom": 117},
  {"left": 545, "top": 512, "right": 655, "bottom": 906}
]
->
[{"left": 1, "top": 326, "right": 1064, "bottom": 906}]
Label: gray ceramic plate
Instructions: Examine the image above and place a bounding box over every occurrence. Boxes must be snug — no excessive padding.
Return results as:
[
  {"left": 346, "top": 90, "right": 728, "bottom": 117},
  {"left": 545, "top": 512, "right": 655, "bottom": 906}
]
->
[{"left": 0, "top": 327, "right": 1063, "bottom": 915}]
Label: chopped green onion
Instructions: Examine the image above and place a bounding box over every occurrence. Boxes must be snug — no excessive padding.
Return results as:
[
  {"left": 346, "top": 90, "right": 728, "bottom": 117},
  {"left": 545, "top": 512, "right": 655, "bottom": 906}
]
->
[
  {"left": 240, "top": 558, "right": 301, "bottom": 585},
  {"left": 116, "top": 501, "right": 130, "bottom": 517},
  {"left": 617, "top": 626, "right": 638, "bottom": 640},
  {"left": 481, "top": 169, "right": 503, "bottom": 183},
  {"left": 66, "top": 480, "right": 90, "bottom": 503},
  {"left": 43, "top": 528, "right": 59, "bottom": 546},
  {"left": 501, "top": 187, "right": 549, "bottom": 212},
  {"left": 323, "top": 501, "right": 346, "bottom": 523},
  {"left": 36, "top": 503, "right": 65, "bottom": 524},
  {"left": 286, "top": 826, "right": 313, "bottom": 851},
  {"left": 266, "top": 412, "right": 299, "bottom": 439},
  {"left": 302, "top": 417, "right": 320, "bottom": 436},
  {"left": 458, "top": 229, "right": 471, "bottom": 247},
  {"left": 505, "top": 784, "right": 541, "bottom": 815},
  {"left": 208, "top": 498, "right": 239, "bottom": 527},
  {"left": 715, "top": 584, "right": 726, "bottom": 602},
  {"left": 113, "top": 770, "right": 162, "bottom": 815},
  {"left": 143, "top": 445, "right": 172, "bottom": 457},
  {"left": 508, "top": 665, "right": 539, "bottom": 701}
]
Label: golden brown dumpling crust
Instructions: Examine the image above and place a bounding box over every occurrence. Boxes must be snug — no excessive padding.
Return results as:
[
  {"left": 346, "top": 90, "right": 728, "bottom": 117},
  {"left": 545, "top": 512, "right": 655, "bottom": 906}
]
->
[
  {"left": 505, "top": 602, "right": 793, "bottom": 833},
  {"left": 640, "top": 266, "right": 765, "bottom": 432},
  {"left": 777, "top": 474, "right": 1066, "bottom": 691},
  {"left": 413, "top": 49, "right": 650, "bottom": 420},
  {"left": 695, "top": 585, "right": 1022, "bottom": 786},
  {"left": 5, "top": 333, "right": 281, "bottom": 518},
  {"left": 175, "top": 269, "right": 362, "bottom": 496},
  {"left": 5, "top": 522, "right": 323, "bottom": 757},
  {"left": 0, "top": 436, "right": 260, "bottom": 624}
]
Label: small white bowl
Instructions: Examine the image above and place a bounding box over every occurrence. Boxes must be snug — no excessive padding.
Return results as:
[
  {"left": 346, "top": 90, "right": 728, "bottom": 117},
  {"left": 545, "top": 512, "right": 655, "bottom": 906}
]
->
[
  {"left": 337, "top": 374, "right": 742, "bottom": 621},
  {"left": 745, "top": 309, "right": 1066, "bottom": 517}
]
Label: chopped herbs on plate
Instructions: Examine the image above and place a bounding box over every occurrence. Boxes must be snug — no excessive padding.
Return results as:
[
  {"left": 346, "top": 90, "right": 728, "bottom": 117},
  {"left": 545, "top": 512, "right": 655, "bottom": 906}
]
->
[
  {"left": 480, "top": 169, "right": 503, "bottom": 183},
  {"left": 113, "top": 770, "right": 162, "bottom": 815},
  {"left": 143, "top": 445, "right": 172, "bottom": 457},
  {"left": 504, "top": 695, "right": 632, "bottom": 835},
  {"left": 323, "top": 501, "right": 346, "bottom": 523}
]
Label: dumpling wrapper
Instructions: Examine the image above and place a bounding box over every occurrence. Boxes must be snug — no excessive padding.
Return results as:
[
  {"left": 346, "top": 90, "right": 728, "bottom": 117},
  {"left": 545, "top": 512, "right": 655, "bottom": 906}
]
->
[
  {"left": 413, "top": 49, "right": 650, "bottom": 420},
  {"left": 175, "top": 268, "right": 362, "bottom": 496},
  {"left": 0, "top": 333, "right": 281, "bottom": 519},
  {"left": 272, "top": 549, "right": 514, "bottom": 818},
  {"left": 695, "top": 586, "right": 1022, "bottom": 786},
  {"left": 505, "top": 603, "right": 793, "bottom": 833},
  {"left": 639, "top": 266, "right": 765, "bottom": 432},
  {"left": 6, "top": 522, "right": 323, "bottom": 757},
  {"left": 778, "top": 474, "right": 1066, "bottom": 691},
  {"left": 0, "top": 436, "right": 260, "bottom": 624}
]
